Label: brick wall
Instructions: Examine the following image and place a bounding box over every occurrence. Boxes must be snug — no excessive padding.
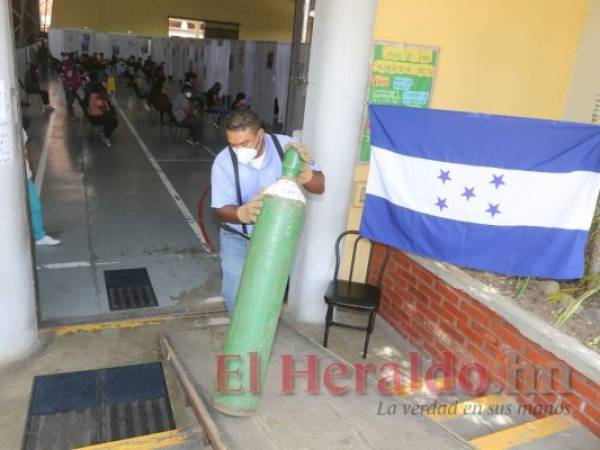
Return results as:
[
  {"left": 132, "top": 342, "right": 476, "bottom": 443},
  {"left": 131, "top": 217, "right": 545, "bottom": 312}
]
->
[{"left": 368, "top": 244, "right": 600, "bottom": 437}]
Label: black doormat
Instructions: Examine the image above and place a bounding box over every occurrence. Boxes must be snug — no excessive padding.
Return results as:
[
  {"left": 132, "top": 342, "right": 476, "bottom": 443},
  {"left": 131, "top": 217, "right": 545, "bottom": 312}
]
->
[
  {"left": 22, "top": 362, "right": 176, "bottom": 450},
  {"left": 104, "top": 268, "right": 158, "bottom": 310}
]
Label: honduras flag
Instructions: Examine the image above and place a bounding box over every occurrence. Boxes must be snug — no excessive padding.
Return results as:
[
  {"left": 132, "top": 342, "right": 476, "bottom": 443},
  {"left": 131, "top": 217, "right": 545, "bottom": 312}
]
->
[{"left": 359, "top": 105, "right": 600, "bottom": 280}]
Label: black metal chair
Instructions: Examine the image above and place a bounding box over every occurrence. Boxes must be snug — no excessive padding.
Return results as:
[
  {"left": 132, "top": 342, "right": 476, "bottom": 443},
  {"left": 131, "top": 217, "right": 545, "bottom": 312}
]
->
[{"left": 323, "top": 230, "right": 391, "bottom": 359}]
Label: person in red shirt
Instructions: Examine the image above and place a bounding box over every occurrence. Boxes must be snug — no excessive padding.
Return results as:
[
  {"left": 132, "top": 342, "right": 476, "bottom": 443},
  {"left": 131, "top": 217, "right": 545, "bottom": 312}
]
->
[
  {"left": 60, "top": 53, "right": 82, "bottom": 121},
  {"left": 88, "top": 85, "right": 118, "bottom": 148}
]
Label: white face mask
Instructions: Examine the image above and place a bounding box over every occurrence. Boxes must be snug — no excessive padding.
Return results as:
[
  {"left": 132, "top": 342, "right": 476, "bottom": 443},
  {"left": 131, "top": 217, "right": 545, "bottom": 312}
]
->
[
  {"left": 233, "top": 133, "right": 263, "bottom": 166},
  {"left": 184, "top": 92, "right": 192, "bottom": 99},
  {"left": 234, "top": 147, "right": 258, "bottom": 165}
]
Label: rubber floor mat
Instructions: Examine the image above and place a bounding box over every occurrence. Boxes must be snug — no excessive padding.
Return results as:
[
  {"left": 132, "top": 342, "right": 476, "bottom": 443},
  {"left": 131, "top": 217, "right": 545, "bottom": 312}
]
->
[{"left": 22, "top": 362, "right": 175, "bottom": 450}]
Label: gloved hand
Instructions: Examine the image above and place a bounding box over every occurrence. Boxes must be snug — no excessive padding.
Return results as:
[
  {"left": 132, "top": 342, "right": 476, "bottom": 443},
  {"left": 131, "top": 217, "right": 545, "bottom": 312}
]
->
[
  {"left": 236, "top": 192, "right": 264, "bottom": 224},
  {"left": 286, "top": 142, "right": 314, "bottom": 185}
]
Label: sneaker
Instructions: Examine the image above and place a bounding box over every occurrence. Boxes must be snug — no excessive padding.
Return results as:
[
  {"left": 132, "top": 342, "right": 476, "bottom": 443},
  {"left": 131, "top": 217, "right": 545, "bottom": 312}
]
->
[
  {"left": 45, "top": 105, "right": 55, "bottom": 112},
  {"left": 36, "top": 235, "right": 61, "bottom": 246},
  {"left": 186, "top": 138, "right": 196, "bottom": 146},
  {"left": 99, "top": 134, "right": 112, "bottom": 148},
  {"left": 143, "top": 103, "right": 151, "bottom": 112}
]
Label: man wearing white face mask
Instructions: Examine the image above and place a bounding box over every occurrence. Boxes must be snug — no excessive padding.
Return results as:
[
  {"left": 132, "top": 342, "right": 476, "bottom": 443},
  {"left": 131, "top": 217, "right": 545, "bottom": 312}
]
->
[
  {"left": 172, "top": 85, "right": 204, "bottom": 146},
  {"left": 211, "top": 110, "right": 325, "bottom": 314}
]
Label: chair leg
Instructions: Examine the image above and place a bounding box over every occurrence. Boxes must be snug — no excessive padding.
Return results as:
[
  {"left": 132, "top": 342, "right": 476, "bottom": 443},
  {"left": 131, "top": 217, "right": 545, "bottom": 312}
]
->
[
  {"left": 323, "top": 304, "right": 333, "bottom": 348},
  {"left": 362, "top": 311, "right": 377, "bottom": 359}
]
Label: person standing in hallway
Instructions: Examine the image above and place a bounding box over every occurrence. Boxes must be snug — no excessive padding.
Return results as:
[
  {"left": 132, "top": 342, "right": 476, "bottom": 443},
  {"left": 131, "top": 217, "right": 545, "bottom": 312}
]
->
[
  {"left": 88, "top": 85, "right": 119, "bottom": 148},
  {"left": 211, "top": 110, "right": 325, "bottom": 315},
  {"left": 22, "top": 128, "right": 61, "bottom": 246},
  {"left": 60, "top": 53, "right": 82, "bottom": 121},
  {"left": 24, "top": 64, "right": 54, "bottom": 112},
  {"left": 36, "top": 40, "right": 50, "bottom": 76}
]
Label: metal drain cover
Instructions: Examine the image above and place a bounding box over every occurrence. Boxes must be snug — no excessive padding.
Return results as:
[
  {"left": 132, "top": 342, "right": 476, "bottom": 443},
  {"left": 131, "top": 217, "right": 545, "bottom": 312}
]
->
[{"left": 104, "top": 268, "right": 158, "bottom": 310}]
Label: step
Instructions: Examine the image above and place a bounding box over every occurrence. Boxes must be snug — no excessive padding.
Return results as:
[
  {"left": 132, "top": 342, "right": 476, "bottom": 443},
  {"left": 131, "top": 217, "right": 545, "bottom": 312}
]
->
[
  {"left": 469, "top": 414, "right": 584, "bottom": 450},
  {"left": 508, "top": 422, "right": 600, "bottom": 450},
  {"left": 427, "top": 394, "right": 534, "bottom": 441},
  {"left": 74, "top": 427, "right": 206, "bottom": 450}
]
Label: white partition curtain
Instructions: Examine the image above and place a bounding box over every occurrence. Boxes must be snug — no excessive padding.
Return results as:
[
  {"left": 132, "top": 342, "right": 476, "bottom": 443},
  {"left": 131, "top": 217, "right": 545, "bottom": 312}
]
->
[
  {"left": 194, "top": 40, "right": 205, "bottom": 87},
  {"left": 47, "top": 28, "right": 291, "bottom": 127},
  {"left": 275, "top": 43, "right": 291, "bottom": 124},
  {"left": 203, "top": 39, "right": 231, "bottom": 95},
  {"left": 48, "top": 28, "right": 64, "bottom": 57},
  {"left": 243, "top": 41, "right": 256, "bottom": 106},
  {"left": 95, "top": 33, "right": 112, "bottom": 56}
]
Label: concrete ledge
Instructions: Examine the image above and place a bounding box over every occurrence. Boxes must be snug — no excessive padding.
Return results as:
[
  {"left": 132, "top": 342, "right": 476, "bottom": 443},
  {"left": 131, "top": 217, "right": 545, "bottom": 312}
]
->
[{"left": 407, "top": 252, "right": 600, "bottom": 386}]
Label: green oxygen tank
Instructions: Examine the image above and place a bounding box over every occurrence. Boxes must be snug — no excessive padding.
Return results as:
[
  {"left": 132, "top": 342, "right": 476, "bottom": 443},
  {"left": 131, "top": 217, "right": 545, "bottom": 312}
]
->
[{"left": 213, "top": 146, "right": 306, "bottom": 416}]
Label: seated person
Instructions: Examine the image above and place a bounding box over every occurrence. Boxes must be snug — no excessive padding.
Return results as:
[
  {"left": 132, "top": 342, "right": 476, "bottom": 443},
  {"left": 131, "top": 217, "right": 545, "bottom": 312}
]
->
[
  {"left": 153, "top": 62, "right": 166, "bottom": 81},
  {"left": 149, "top": 77, "right": 173, "bottom": 124},
  {"left": 205, "top": 82, "right": 227, "bottom": 123},
  {"left": 184, "top": 71, "right": 197, "bottom": 89},
  {"left": 231, "top": 92, "right": 248, "bottom": 111},
  {"left": 172, "top": 85, "right": 204, "bottom": 146},
  {"left": 24, "top": 64, "right": 54, "bottom": 112},
  {"left": 88, "top": 85, "right": 119, "bottom": 148}
]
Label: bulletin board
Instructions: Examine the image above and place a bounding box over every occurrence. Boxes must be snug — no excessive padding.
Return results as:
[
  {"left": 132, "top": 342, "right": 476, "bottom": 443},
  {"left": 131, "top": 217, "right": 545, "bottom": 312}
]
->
[{"left": 359, "top": 42, "right": 439, "bottom": 162}]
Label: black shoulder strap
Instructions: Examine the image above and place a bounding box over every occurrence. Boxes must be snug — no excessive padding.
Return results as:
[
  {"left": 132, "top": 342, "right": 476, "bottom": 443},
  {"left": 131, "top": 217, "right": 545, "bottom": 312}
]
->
[
  {"left": 270, "top": 134, "right": 284, "bottom": 161},
  {"left": 228, "top": 146, "right": 248, "bottom": 236}
]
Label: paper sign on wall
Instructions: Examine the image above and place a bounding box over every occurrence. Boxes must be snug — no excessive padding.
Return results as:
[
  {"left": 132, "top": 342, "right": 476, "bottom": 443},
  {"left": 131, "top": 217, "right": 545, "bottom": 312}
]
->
[{"left": 359, "top": 42, "right": 439, "bottom": 162}]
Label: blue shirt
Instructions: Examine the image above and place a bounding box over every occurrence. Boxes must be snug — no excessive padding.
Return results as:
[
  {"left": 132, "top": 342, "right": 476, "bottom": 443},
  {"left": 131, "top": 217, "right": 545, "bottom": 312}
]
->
[{"left": 211, "top": 134, "right": 319, "bottom": 235}]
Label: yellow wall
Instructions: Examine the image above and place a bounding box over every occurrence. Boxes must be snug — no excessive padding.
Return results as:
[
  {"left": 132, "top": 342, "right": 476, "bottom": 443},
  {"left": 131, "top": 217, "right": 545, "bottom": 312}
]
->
[
  {"left": 374, "top": 0, "right": 588, "bottom": 119},
  {"left": 345, "top": 0, "right": 590, "bottom": 278},
  {"left": 51, "top": 0, "right": 295, "bottom": 42}
]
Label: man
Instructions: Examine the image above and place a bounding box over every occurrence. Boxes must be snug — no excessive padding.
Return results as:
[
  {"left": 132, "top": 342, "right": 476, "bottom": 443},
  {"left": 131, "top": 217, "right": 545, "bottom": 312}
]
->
[
  {"left": 24, "top": 64, "right": 54, "bottom": 112},
  {"left": 88, "top": 85, "right": 118, "bottom": 148},
  {"left": 172, "top": 85, "right": 203, "bottom": 146},
  {"left": 211, "top": 110, "right": 325, "bottom": 314},
  {"left": 36, "top": 41, "right": 49, "bottom": 76}
]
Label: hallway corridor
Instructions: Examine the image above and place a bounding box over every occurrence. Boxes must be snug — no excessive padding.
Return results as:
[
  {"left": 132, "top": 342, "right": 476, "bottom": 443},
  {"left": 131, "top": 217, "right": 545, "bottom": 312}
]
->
[{"left": 26, "top": 78, "right": 224, "bottom": 323}]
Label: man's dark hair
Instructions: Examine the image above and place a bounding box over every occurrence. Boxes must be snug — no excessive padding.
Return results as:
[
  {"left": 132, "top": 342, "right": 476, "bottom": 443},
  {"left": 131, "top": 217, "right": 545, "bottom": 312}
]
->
[{"left": 223, "top": 110, "right": 262, "bottom": 133}]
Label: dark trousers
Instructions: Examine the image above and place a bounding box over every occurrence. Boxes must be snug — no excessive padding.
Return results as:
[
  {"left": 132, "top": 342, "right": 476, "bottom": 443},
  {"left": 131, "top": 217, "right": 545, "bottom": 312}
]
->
[
  {"left": 28, "top": 89, "right": 49, "bottom": 105},
  {"left": 65, "top": 89, "right": 76, "bottom": 115},
  {"left": 159, "top": 108, "right": 174, "bottom": 124},
  {"left": 90, "top": 114, "right": 119, "bottom": 138},
  {"left": 178, "top": 116, "right": 203, "bottom": 141}
]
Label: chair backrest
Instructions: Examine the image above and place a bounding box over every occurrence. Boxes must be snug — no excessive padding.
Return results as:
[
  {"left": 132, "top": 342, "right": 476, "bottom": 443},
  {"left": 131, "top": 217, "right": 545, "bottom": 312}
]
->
[{"left": 333, "top": 230, "right": 390, "bottom": 287}]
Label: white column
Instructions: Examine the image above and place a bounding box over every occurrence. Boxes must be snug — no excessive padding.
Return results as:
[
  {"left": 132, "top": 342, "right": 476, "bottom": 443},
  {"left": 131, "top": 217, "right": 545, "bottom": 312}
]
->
[
  {"left": 562, "top": 0, "right": 600, "bottom": 123},
  {"left": 0, "top": 0, "right": 38, "bottom": 363},
  {"left": 289, "top": 0, "right": 377, "bottom": 322}
]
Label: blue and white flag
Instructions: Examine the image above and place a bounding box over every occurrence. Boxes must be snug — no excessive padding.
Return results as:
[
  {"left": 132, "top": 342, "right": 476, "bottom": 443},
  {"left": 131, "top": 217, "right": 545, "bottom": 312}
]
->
[{"left": 360, "top": 105, "right": 600, "bottom": 279}]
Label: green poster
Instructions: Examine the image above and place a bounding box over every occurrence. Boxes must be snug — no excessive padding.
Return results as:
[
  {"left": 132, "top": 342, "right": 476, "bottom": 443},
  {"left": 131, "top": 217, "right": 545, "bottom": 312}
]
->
[{"left": 359, "top": 43, "right": 439, "bottom": 162}]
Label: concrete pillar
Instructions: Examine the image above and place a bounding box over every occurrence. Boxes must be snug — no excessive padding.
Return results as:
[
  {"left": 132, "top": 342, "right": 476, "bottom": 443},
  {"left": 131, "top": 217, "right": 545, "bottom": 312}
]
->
[
  {"left": 0, "top": 0, "right": 38, "bottom": 363},
  {"left": 289, "top": 0, "right": 377, "bottom": 322}
]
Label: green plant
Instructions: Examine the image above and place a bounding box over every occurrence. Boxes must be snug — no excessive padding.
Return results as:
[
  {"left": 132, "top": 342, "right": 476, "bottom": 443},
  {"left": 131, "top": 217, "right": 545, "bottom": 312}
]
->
[
  {"left": 589, "top": 336, "right": 600, "bottom": 351},
  {"left": 514, "top": 277, "right": 530, "bottom": 299},
  {"left": 555, "top": 279, "right": 600, "bottom": 327}
]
